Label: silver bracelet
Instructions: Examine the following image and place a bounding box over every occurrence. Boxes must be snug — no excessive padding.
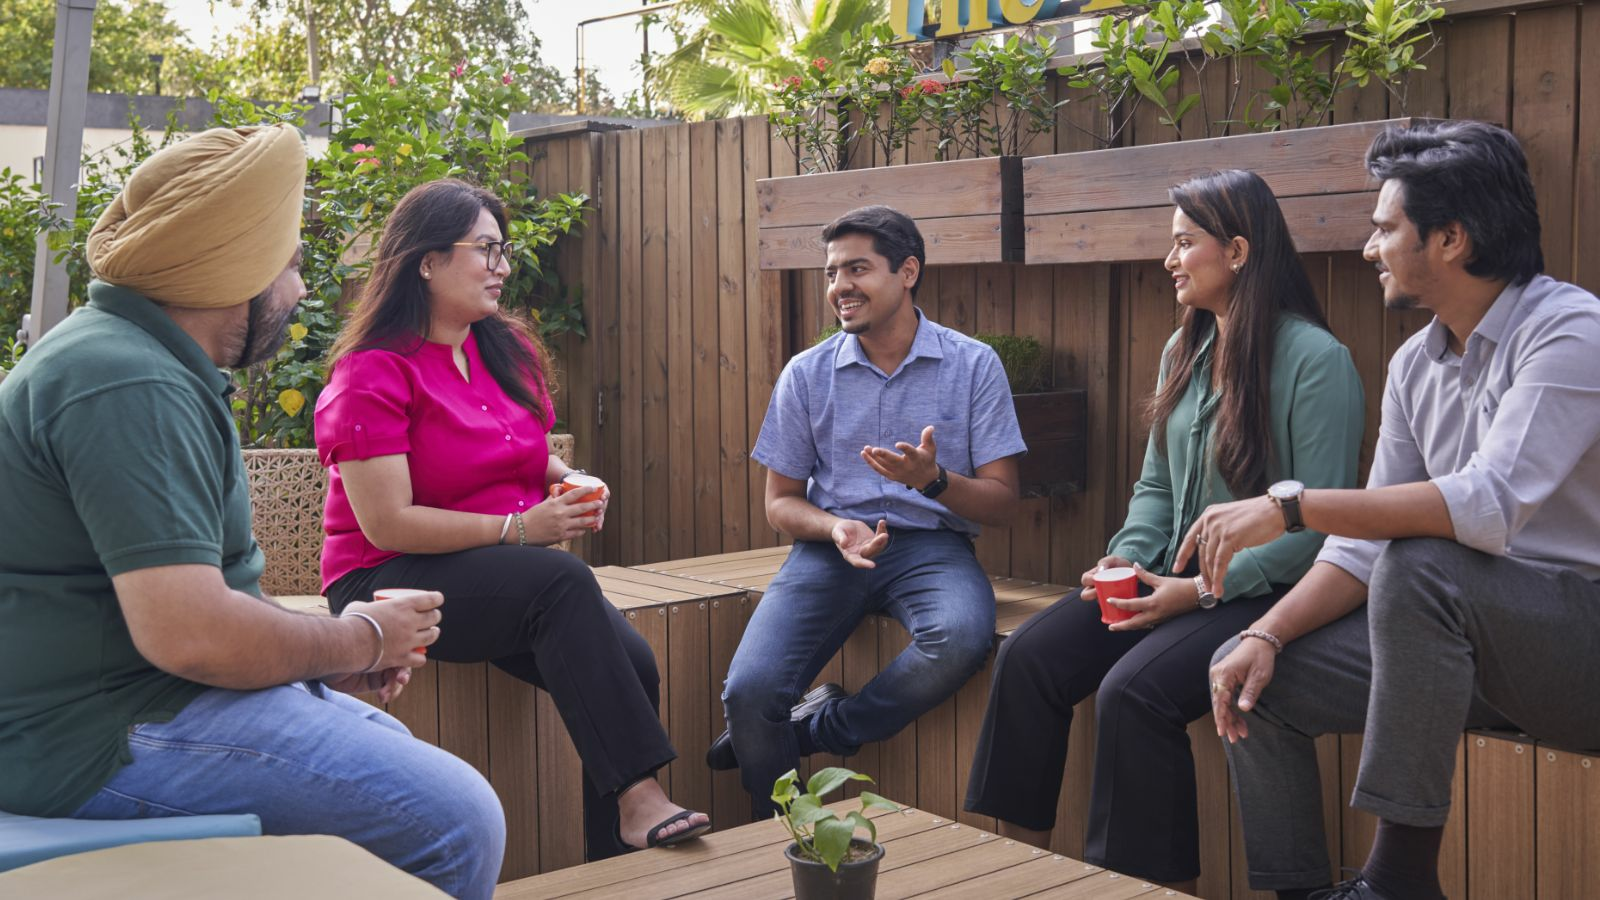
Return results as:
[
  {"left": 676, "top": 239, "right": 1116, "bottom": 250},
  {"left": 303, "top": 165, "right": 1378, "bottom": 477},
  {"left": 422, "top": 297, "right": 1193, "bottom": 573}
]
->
[
  {"left": 498, "top": 512, "right": 514, "bottom": 545},
  {"left": 343, "top": 611, "right": 385, "bottom": 673},
  {"left": 1239, "top": 628, "right": 1284, "bottom": 655},
  {"left": 514, "top": 511, "right": 527, "bottom": 546}
]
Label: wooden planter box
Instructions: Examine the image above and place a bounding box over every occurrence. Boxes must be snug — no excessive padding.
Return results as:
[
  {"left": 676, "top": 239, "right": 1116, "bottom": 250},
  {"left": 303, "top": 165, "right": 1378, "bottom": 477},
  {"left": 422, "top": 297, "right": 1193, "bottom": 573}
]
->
[
  {"left": 1023, "top": 118, "right": 1437, "bottom": 264},
  {"left": 757, "top": 156, "right": 1023, "bottom": 269},
  {"left": 1014, "top": 389, "right": 1087, "bottom": 498}
]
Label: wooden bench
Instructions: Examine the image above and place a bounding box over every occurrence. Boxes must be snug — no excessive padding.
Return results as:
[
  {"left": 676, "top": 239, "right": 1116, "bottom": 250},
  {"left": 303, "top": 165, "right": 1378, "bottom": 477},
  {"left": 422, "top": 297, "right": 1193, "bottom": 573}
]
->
[
  {"left": 244, "top": 449, "right": 1598, "bottom": 895},
  {"left": 636, "top": 546, "right": 1600, "bottom": 900}
]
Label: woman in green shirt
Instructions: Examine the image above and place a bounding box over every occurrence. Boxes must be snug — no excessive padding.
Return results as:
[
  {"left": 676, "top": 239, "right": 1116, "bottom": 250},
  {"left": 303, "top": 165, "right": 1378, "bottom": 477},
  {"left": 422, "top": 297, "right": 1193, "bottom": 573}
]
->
[{"left": 964, "top": 169, "right": 1364, "bottom": 891}]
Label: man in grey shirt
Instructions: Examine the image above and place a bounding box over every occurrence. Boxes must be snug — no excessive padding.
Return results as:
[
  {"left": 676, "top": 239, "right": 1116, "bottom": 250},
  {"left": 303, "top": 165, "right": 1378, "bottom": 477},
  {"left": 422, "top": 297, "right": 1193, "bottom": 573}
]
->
[{"left": 1177, "top": 121, "right": 1600, "bottom": 899}]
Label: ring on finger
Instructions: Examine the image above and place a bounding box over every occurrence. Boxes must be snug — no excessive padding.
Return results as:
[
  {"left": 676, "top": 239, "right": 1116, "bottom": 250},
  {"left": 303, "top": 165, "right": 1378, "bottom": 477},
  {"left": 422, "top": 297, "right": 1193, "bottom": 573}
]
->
[
  {"left": 1197, "top": 535, "right": 1208, "bottom": 545},
  {"left": 1210, "top": 680, "right": 1227, "bottom": 695}
]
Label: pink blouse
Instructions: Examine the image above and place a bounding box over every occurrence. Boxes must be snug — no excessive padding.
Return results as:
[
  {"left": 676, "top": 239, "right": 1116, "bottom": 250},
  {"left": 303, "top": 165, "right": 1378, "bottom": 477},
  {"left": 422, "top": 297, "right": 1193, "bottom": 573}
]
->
[{"left": 313, "top": 331, "right": 553, "bottom": 592}]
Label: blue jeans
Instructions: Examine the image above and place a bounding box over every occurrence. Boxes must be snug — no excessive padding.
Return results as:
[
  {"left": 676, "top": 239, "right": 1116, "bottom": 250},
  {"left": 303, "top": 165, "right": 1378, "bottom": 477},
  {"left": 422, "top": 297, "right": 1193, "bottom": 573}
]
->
[
  {"left": 71, "top": 682, "right": 505, "bottom": 900},
  {"left": 721, "top": 529, "right": 996, "bottom": 819}
]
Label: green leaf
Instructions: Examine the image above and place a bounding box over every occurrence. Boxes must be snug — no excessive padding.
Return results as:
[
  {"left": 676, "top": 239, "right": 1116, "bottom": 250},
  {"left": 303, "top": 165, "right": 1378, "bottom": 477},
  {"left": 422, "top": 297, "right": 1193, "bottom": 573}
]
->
[
  {"left": 813, "top": 817, "right": 855, "bottom": 872},
  {"left": 806, "top": 766, "right": 869, "bottom": 799},
  {"left": 859, "top": 791, "right": 899, "bottom": 812},
  {"left": 846, "top": 810, "right": 878, "bottom": 845},
  {"left": 788, "top": 794, "right": 836, "bottom": 827}
]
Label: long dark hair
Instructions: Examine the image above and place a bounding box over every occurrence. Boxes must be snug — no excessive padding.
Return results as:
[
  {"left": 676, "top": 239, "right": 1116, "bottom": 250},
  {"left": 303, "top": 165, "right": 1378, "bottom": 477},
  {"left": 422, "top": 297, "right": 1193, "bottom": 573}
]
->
[
  {"left": 1147, "top": 169, "right": 1328, "bottom": 498},
  {"left": 329, "top": 179, "right": 556, "bottom": 425}
]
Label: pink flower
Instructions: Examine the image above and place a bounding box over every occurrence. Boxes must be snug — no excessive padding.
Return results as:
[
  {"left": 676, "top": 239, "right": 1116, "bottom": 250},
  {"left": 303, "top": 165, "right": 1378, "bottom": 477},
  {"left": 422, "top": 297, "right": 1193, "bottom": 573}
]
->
[
  {"left": 918, "top": 80, "right": 946, "bottom": 95},
  {"left": 785, "top": 75, "right": 803, "bottom": 89},
  {"left": 900, "top": 84, "right": 916, "bottom": 99},
  {"left": 812, "top": 57, "right": 830, "bottom": 72},
  {"left": 502, "top": 72, "right": 513, "bottom": 85},
  {"left": 350, "top": 143, "right": 380, "bottom": 168},
  {"left": 387, "top": 74, "right": 396, "bottom": 86}
]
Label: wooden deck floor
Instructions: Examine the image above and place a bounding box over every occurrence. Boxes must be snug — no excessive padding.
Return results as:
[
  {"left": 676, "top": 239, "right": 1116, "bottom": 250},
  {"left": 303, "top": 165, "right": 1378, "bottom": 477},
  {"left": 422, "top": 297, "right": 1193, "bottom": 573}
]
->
[{"left": 495, "top": 800, "right": 1197, "bottom": 900}]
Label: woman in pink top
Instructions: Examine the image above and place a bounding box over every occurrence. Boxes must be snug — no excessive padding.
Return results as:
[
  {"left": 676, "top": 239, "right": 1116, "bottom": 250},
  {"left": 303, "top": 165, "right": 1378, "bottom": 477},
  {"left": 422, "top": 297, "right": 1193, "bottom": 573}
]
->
[{"left": 315, "top": 179, "right": 709, "bottom": 857}]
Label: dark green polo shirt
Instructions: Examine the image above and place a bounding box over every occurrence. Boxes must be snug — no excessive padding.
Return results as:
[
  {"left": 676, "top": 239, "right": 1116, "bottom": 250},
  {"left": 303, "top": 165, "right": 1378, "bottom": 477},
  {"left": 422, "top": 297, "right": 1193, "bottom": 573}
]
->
[{"left": 0, "top": 282, "right": 265, "bottom": 817}]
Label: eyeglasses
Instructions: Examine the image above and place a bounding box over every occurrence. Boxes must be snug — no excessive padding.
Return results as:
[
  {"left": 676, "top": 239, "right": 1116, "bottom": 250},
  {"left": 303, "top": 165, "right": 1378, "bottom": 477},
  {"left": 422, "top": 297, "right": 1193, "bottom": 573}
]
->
[{"left": 451, "top": 240, "right": 518, "bottom": 272}]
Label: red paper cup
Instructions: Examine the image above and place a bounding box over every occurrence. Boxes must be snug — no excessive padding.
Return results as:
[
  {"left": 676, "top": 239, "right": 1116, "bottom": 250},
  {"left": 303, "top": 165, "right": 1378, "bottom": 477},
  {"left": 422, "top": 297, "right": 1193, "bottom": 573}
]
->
[
  {"left": 372, "top": 588, "right": 429, "bottom": 655},
  {"left": 551, "top": 473, "right": 607, "bottom": 530},
  {"left": 1091, "top": 566, "right": 1139, "bottom": 625}
]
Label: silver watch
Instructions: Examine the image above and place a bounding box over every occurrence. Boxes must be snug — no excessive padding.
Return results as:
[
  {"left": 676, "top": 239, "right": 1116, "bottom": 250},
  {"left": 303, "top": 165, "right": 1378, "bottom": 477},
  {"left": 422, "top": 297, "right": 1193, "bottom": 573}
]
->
[{"left": 1193, "top": 575, "right": 1218, "bottom": 609}]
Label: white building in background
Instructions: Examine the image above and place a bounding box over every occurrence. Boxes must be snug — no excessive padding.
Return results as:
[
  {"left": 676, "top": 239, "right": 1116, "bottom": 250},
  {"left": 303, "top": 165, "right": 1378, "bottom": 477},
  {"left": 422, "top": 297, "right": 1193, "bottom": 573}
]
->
[{"left": 0, "top": 88, "right": 334, "bottom": 179}]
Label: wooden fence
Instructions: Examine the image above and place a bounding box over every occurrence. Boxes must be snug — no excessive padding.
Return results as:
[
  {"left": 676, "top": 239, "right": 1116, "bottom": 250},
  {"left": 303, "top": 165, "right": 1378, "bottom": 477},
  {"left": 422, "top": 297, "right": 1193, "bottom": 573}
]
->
[{"left": 529, "top": 0, "right": 1598, "bottom": 583}]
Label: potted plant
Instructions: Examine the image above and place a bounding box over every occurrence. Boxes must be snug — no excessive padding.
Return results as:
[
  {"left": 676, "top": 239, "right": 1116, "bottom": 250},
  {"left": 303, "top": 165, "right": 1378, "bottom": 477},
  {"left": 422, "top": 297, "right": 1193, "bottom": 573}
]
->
[
  {"left": 758, "top": 29, "right": 1061, "bottom": 270},
  {"left": 773, "top": 767, "right": 898, "bottom": 900}
]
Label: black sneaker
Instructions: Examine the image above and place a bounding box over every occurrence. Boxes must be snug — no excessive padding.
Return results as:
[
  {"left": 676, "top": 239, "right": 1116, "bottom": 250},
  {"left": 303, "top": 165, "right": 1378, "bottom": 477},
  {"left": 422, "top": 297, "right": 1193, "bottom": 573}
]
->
[{"left": 705, "top": 683, "right": 851, "bottom": 771}]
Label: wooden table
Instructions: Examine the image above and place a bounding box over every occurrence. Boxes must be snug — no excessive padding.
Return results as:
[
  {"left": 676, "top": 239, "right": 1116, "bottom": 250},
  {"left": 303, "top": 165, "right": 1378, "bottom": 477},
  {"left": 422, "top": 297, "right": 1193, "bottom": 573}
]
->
[{"left": 494, "top": 800, "right": 1197, "bottom": 899}]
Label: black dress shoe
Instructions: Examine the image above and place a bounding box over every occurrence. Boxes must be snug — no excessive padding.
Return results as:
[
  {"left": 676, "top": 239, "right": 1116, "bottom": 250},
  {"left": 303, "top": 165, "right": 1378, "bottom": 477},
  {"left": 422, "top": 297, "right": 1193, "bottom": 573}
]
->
[{"left": 706, "top": 683, "right": 852, "bottom": 771}]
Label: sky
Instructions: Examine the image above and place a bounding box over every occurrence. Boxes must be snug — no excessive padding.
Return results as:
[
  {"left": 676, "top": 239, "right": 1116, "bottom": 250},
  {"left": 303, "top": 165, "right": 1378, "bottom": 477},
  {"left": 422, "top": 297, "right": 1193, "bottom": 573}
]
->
[{"left": 162, "top": 0, "right": 661, "bottom": 103}]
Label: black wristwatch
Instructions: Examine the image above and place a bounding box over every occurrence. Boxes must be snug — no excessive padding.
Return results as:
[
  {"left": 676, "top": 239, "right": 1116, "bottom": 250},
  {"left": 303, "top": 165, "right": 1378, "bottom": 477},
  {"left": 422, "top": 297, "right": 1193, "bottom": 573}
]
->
[
  {"left": 918, "top": 465, "right": 949, "bottom": 499},
  {"left": 1268, "top": 479, "right": 1306, "bottom": 534}
]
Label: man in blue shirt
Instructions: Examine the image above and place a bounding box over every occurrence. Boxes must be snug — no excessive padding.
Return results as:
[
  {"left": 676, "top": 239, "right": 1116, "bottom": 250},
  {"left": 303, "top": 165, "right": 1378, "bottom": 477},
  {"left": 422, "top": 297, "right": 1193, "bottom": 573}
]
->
[
  {"left": 709, "top": 205, "right": 1027, "bottom": 818},
  {"left": 1188, "top": 122, "right": 1600, "bottom": 899}
]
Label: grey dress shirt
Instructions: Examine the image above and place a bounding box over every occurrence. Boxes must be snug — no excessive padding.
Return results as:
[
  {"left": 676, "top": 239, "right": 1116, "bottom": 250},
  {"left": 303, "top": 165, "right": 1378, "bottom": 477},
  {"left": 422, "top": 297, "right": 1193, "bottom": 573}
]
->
[{"left": 1319, "top": 274, "right": 1600, "bottom": 583}]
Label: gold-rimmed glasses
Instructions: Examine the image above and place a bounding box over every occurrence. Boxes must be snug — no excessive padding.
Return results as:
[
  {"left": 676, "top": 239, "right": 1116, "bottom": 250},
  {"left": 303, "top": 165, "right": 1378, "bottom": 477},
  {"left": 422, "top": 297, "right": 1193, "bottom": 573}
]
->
[{"left": 451, "top": 240, "right": 517, "bottom": 271}]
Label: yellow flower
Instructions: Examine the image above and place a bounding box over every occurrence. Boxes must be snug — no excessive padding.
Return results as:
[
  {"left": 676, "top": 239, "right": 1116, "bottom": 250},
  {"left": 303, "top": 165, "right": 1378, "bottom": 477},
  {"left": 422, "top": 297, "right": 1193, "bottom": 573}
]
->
[
  {"left": 277, "top": 388, "right": 306, "bottom": 417},
  {"left": 2, "top": 227, "right": 13, "bottom": 237},
  {"left": 864, "top": 57, "right": 893, "bottom": 77},
  {"left": 288, "top": 323, "right": 309, "bottom": 342},
  {"left": 397, "top": 143, "right": 413, "bottom": 157}
]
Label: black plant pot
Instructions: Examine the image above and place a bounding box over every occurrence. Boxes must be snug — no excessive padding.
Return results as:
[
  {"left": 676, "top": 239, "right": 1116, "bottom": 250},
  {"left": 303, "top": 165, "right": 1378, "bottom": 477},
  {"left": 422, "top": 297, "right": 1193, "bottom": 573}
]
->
[{"left": 786, "top": 839, "right": 884, "bottom": 900}]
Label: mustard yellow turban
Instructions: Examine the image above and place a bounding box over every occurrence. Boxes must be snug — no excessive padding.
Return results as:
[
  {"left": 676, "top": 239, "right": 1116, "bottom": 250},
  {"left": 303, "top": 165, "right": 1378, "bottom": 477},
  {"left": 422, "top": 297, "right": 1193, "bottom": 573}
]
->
[{"left": 86, "top": 123, "right": 306, "bottom": 309}]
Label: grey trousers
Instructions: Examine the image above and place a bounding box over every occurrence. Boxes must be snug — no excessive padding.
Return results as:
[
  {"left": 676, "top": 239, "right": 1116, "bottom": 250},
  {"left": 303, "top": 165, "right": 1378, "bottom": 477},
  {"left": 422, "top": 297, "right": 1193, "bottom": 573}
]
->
[{"left": 1215, "top": 538, "right": 1600, "bottom": 890}]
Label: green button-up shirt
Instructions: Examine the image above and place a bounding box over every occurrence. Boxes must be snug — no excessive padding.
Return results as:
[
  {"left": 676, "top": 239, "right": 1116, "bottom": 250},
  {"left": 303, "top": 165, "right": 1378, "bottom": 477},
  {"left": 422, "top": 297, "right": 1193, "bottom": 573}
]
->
[
  {"left": 0, "top": 282, "right": 264, "bottom": 817},
  {"left": 1108, "top": 316, "right": 1365, "bottom": 599}
]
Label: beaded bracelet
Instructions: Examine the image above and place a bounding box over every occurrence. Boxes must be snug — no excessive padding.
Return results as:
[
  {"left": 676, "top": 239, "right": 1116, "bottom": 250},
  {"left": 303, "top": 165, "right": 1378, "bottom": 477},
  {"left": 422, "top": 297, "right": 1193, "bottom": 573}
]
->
[
  {"left": 1239, "top": 628, "right": 1284, "bottom": 654},
  {"left": 514, "top": 511, "right": 527, "bottom": 546}
]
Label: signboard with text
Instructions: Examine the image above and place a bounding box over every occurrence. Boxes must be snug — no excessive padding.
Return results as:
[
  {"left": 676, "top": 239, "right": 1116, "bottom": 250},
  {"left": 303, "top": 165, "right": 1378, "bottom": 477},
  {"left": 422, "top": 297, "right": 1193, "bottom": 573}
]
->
[{"left": 889, "top": 0, "right": 1136, "bottom": 43}]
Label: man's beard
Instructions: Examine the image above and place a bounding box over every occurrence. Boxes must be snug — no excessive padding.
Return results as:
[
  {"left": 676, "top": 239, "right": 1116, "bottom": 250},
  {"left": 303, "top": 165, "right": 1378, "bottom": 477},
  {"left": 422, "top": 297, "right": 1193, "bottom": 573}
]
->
[
  {"left": 231, "top": 292, "right": 297, "bottom": 369},
  {"left": 1384, "top": 290, "right": 1421, "bottom": 311}
]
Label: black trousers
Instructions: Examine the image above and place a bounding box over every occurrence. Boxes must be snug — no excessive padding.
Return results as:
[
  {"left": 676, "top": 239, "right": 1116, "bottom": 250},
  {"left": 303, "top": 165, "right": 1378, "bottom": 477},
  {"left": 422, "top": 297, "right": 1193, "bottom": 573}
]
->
[
  {"left": 964, "top": 584, "right": 1282, "bottom": 883},
  {"left": 329, "top": 545, "right": 676, "bottom": 861}
]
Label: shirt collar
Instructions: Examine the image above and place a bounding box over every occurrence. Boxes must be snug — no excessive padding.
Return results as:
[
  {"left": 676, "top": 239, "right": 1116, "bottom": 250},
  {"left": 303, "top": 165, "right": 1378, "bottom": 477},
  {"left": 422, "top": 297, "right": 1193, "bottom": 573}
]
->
[
  {"left": 833, "top": 307, "right": 943, "bottom": 373},
  {"left": 87, "top": 280, "right": 232, "bottom": 395},
  {"left": 1422, "top": 278, "right": 1527, "bottom": 362}
]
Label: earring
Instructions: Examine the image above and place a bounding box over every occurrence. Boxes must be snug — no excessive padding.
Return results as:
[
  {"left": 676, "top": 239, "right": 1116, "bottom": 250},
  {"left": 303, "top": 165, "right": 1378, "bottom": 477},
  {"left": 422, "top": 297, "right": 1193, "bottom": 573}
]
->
[
  {"left": 423, "top": 271, "right": 432, "bottom": 279},
  {"left": 1231, "top": 263, "right": 1241, "bottom": 273}
]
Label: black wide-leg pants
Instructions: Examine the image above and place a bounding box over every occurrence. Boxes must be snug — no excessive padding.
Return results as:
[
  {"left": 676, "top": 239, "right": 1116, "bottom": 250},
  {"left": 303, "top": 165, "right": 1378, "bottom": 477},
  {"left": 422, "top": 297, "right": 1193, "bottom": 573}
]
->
[
  {"left": 964, "top": 585, "right": 1281, "bottom": 882},
  {"left": 330, "top": 544, "right": 675, "bottom": 861}
]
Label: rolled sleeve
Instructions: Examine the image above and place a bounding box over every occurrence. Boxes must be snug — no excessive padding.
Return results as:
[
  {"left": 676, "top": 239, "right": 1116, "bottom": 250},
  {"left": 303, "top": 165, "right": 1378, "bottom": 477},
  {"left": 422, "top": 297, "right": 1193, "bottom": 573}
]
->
[
  {"left": 1429, "top": 316, "right": 1600, "bottom": 557},
  {"left": 314, "top": 351, "right": 415, "bottom": 467},
  {"left": 750, "top": 363, "right": 816, "bottom": 481}
]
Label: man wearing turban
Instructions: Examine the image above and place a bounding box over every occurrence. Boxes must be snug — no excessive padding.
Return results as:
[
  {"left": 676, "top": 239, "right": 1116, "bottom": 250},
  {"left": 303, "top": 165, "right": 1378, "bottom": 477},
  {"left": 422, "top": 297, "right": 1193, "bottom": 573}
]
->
[{"left": 0, "top": 125, "right": 506, "bottom": 899}]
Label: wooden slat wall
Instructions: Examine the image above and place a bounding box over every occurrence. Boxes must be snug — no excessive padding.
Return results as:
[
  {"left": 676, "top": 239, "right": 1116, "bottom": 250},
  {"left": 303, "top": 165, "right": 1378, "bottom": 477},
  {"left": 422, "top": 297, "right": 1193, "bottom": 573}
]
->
[
  {"left": 535, "top": 2, "right": 1595, "bottom": 577},
  {"left": 513, "top": 2, "right": 1597, "bottom": 892}
]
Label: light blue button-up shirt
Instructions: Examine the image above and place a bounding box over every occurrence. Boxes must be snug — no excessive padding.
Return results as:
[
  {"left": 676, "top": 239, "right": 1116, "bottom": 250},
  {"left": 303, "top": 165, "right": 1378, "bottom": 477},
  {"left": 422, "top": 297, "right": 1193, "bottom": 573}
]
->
[
  {"left": 1319, "top": 274, "right": 1600, "bottom": 583},
  {"left": 751, "top": 311, "right": 1027, "bottom": 536}
]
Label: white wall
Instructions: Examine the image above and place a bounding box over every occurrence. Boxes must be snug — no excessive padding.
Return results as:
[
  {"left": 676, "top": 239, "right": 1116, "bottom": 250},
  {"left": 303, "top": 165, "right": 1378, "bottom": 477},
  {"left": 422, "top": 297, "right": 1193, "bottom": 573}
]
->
[{"left": 0, "top": 124, "right": 330, "bottom": 180}]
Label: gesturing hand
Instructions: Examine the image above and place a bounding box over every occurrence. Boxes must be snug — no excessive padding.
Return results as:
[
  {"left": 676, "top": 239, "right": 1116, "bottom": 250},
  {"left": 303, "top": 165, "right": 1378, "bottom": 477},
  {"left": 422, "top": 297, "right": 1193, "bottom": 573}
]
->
[
  {"left": 1174, "top": 495, "right": 1283, "bottom": 600},
  {"left": 1208, "top": 637, "right": 1278, "bottom": 743},
  {"left": 861, "top": 425, "right": 940, "bottom": 490},
  {"left": 833, "top": 518, "right": 890, "bottom": 569}
]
